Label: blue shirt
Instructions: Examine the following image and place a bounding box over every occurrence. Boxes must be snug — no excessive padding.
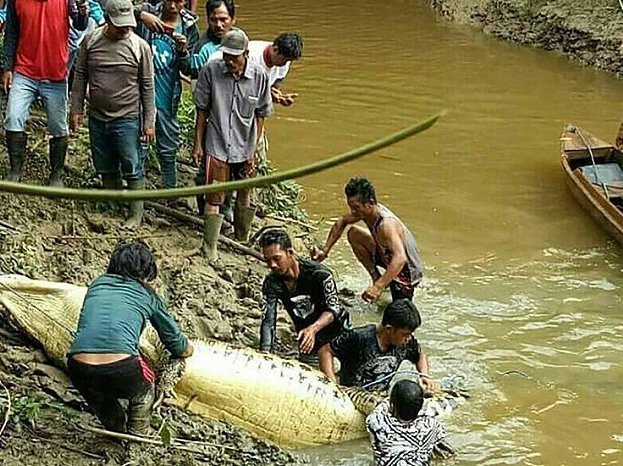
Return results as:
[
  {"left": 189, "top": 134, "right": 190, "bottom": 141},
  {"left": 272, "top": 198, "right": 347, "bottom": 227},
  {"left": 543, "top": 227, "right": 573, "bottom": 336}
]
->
[
  {"left": 68, "top": 274, "right": 189, "bottom": 358},
  {"left": 151, "top": 25, "right": 183, "bottom": 111}
]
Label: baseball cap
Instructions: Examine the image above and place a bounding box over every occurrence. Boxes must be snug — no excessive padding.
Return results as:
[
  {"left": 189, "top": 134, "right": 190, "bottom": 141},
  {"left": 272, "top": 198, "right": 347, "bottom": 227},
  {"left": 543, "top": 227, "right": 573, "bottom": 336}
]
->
[
  {"left": 219, "top": 29, "right": 248, "bottom": 56},
  {"left": 106, "top": 0, "right": 137, "bottom": 28}
]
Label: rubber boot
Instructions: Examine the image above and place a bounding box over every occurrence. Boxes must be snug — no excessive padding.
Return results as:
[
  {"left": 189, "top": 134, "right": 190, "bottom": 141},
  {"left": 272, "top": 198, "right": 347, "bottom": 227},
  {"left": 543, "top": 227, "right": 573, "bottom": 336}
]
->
[
  {"left": 49, "top": 135, "right": 68, "bottom": 187},
  {"left": 202, "top": 213, "right": 224, "bottom": 261},
  {"left": 233, "top": 204, "right": 256, "bottom": 242},
  {"left": 127, "top": 386, "right": 155, "bottom": 436},
  {"left": 123, "top": 179, "right": 145, "bottom": 229},
  {"left": 101, "top": 173, "right": 122, "bottom": 190},
  {"left": 5, "top": 131, "right": 27, "bottom": 182}
]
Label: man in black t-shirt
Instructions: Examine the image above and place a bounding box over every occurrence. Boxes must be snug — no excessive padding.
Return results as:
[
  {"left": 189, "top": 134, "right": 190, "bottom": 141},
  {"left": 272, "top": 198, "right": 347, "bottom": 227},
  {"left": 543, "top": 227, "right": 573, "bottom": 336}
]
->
[
  {"left": 258, "top": 229, "right": 350, "bottom": 365},
  {"left": 318, "top": 299, "right": 439, "bottom": 392}
]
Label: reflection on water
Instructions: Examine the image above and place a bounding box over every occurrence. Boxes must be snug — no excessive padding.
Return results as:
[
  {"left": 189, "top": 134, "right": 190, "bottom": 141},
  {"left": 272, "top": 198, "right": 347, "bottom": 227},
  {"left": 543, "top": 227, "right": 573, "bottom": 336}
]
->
[{"left": 198, "top": 0, "right": 623, "bottom": 463}]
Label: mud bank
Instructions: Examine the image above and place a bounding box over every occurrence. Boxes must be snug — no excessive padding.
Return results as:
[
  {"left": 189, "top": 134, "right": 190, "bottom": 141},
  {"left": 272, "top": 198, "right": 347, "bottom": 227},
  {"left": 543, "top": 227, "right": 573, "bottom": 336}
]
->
[
  {"left": 428, "top": 0, "right": 623, "bottom": 77},
  {"left": 0, "top": 115, "right": 315, "bottom": 465}
]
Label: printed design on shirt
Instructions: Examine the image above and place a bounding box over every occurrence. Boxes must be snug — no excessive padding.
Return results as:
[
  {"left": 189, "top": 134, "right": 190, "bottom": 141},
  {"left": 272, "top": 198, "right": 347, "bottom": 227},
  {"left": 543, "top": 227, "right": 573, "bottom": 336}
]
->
[
  {"left": 290, "top": 295, "right": 314, "bottom": 320},
  {"left": 152, "top": 34, "right": 177, "bottom": 76},
  {"left": 368, "top": 404, "right": 445, "bottom": 466},
  {"left": 322, "top": 275, "right": 339, "bottom": 311},
  {"left": 358, "top": 355, "right": 400, "bottom": 390}
]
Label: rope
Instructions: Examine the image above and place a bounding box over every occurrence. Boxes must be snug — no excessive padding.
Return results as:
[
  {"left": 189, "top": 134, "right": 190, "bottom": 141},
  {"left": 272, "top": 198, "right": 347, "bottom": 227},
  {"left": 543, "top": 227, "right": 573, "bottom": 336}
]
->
[
  {"left": 0, "top": 113, "right": 443, "bottom": 201},
  {"left": 0, "top": 280, "right": 77, "bottom": 337},
  {"left": 361, "top": 368, "right": 430, "bottom": 390}
]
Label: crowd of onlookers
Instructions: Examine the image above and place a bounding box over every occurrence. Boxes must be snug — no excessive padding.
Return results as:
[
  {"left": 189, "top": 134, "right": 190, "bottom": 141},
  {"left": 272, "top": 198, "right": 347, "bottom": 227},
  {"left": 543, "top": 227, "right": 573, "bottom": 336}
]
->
[{"left": 0, "top": 0, "right": 302, "bottom": 232}]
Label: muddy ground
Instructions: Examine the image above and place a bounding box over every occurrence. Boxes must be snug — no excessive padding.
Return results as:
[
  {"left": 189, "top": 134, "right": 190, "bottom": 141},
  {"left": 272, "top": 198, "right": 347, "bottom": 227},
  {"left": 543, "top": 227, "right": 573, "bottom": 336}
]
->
[
  {"left": 428, "top": 0, "right": 623, "bottom": 77},
  {"left": 0, "top": 115, "right": 321, "bottom": 465}
]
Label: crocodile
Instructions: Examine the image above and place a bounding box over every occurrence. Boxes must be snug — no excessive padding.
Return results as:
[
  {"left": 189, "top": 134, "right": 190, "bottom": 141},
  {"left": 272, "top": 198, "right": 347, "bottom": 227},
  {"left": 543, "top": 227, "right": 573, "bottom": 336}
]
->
[{"left": 0, "top": 274, "right": 463, "bottom": 449}]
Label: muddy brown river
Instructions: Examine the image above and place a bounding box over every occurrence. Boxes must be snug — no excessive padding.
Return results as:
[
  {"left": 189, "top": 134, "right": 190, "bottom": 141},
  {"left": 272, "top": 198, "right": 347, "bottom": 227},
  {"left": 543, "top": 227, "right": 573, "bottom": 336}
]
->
[{"left": 199, "top": 0, "right": 623, "bottom": 464}]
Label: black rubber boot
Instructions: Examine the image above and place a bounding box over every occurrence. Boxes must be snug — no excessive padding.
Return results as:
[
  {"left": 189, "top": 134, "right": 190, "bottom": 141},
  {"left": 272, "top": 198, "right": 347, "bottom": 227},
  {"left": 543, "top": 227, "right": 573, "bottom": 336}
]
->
[
  {"left": 5, "top": 131, "right": 27, "bottom": 182},
  {"left": 123, "top": 179, "right": 145, "bottom": 229},
  {"left": 127, "top": 386, "right": 155, "bottom": 436},
  {"left": 49, "top": 135, "right": 68, "bottom": 187}
]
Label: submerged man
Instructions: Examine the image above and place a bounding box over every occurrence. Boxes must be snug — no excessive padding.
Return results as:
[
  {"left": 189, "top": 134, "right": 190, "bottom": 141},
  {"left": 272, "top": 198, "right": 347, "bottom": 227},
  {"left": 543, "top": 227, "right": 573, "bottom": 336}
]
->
[
  {"left": 313, "top": 177, "right": 423, "bottom": 302},
  {"left": 258, "top": 229, "right": 350, "bottom": 365},
  {"left": 318, "top": 299, "right": 439, "bottom": 392},
  {"left": 367, "top": 379, "right": 446, "bottom": 466},
  {"left": 67, "top": 241, "right": 193, "bottom": 435}
]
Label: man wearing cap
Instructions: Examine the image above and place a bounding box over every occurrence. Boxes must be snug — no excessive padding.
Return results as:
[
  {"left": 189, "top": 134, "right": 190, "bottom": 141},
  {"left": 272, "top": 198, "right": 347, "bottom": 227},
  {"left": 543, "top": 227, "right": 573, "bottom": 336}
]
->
[
  {"left": 192, "top": 29, "right": 272, "bottom": 260},
  {"left": 2, "top": 0, "right": 88, "bottom": 186},
  {"left": 210, "top": 31, "right": 303, "bottom": 221},
  {"left": 70, "top": 0, "right": 155, "bottom": 229}
]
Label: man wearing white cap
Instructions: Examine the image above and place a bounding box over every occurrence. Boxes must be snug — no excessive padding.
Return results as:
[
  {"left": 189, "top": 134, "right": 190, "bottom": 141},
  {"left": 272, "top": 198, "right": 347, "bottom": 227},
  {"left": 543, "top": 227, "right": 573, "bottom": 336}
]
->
[
  {"left": 192, "top": 28, "right": 272, "bottom": 260},
  {"left": 70, "top": 0, "right": 155, "bottom": 229}
]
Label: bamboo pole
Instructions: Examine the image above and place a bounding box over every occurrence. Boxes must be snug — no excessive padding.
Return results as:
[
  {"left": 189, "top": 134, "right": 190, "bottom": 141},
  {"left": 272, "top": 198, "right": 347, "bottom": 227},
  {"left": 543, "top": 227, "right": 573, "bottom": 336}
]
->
[{"left": 0, "top": 113, "right": 443, "bottom": 201}]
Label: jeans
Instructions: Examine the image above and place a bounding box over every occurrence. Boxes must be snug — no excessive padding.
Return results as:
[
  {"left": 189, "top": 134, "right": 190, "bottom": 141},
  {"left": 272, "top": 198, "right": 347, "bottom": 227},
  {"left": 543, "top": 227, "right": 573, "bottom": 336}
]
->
[
  {"left": 155, "top": 106, "right": 180, "bottom": 188},
  {"left": 4, "top": 72, "right": 68, "bottom": 137},
  {"left": 89, "top": 115, "right": 143, "bottom": 181}
]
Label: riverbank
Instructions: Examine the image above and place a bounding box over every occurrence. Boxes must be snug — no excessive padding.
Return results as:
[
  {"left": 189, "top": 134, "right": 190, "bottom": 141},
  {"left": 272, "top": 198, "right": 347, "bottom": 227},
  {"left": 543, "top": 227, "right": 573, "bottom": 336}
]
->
[
  {"left": 428, "top": 0, "right": 623, "bottom": 77},
  {"left": 0, "top": 107, "right": 312, "bottom": 465}
]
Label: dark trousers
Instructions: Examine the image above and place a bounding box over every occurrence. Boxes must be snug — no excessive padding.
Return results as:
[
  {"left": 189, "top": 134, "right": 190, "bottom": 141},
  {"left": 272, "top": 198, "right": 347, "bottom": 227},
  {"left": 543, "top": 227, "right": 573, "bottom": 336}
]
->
[{"left": 67, "top": 355, "right": 155, "bottom": 435}]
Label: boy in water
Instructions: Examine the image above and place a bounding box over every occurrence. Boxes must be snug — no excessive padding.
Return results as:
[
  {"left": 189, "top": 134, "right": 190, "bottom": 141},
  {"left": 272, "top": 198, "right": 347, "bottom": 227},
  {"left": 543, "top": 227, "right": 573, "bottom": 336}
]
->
[{"left": 366, "top": 379, "right": 446, "bottom": 466}]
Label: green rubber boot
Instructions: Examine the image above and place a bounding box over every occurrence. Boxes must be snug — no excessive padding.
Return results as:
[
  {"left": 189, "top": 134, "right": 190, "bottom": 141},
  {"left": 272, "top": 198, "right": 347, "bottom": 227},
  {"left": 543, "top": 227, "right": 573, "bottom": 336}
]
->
[
  {"left": 123, "top": 179, "right": 145, "bottom": 229},
  {"left": 234, "top": 205, "right": 256, "bottom": 242},
  {"left": 202, "top": 213, "right": 224, "bottom": 261}
]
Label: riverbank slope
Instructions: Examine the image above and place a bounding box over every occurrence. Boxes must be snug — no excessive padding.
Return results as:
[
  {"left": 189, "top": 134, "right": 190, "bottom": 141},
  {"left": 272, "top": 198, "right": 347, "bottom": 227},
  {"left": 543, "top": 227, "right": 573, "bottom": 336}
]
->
[{"left": 429, "top": 0, "right": 623, "bottom": 77}]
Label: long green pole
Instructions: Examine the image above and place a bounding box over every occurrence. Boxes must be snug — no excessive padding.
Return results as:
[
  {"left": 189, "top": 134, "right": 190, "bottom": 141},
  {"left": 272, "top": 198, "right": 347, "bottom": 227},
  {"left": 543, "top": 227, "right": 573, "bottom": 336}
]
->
[{"left": 0, "top": 112, "right": 443, "bottom": 201}]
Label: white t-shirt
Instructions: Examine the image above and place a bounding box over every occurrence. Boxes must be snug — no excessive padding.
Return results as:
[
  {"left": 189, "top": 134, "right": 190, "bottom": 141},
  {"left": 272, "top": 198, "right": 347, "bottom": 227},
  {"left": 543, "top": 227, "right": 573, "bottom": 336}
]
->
[{"left": 209, "top": 40, "right": 290, "bottom": 87}]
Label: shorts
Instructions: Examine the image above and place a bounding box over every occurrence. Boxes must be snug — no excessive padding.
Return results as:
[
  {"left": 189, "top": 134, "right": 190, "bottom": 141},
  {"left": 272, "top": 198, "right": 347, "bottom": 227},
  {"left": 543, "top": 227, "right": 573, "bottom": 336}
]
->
[
  {"left": 201, "top": 155, "right": 252, "bottom": 206},
  {"left": 373, "top": 249, "right": 421, "bottom": 301}
]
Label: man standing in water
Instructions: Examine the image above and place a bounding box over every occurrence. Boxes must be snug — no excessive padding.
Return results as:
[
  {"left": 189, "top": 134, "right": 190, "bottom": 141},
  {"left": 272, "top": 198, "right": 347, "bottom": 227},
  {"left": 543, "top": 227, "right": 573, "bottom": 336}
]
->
[
  {"left": 312, "top": 177, "right": 423, "bottom": 302},
  {"left": 258, "top": 229, "right": 350, "bottom": 366}
]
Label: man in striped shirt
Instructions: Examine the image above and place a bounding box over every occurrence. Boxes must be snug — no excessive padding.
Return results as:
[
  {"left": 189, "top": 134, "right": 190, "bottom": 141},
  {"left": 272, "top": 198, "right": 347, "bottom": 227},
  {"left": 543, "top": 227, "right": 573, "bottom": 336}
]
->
[{"left": 366, "top": 379, "right": 446, "bottom": 466}]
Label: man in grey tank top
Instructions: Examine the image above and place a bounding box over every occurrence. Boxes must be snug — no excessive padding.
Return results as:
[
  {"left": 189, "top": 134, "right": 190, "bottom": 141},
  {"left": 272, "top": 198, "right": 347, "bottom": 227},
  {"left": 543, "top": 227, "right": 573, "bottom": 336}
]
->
[{"left": 312, "top": 177, "right": 423, "bottom": 302}]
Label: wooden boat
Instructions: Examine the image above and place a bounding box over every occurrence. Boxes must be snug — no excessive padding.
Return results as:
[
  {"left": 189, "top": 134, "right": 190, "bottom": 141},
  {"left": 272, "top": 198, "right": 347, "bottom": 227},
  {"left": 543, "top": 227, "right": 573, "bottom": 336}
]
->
[{"left": 561, "top": 124, "right": 623, "bottom": 246}]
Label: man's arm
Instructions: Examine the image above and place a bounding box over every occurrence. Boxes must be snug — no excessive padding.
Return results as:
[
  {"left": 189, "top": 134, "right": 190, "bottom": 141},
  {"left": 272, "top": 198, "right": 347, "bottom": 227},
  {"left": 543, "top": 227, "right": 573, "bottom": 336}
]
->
[
  {"left": 68, "top": 0, "right": 89, "bottom": 31},
  {"left": 362, "top": 218, "right": 407, "bottom": 302},
  {"left": 139, "top": 41, "right": 156, "bottom": 141},
  {"left": 69, "top": 34, "right": 90, "bottom": 129},
  {"left": 318, "top": 343, "right": 337, "bottom": 383},
  {"left": 318, "top": 328, "right": 356, "bottom": 384},
  {"left": 259, "top": 283, "right": 279, "bottom": 353},
  {"left": 411, "top": 342, "right": 440, "bottom": 392},
  {"left": 298, "top": 311, "right": 333, "bottom": 354},
  {"left": 150, "top": 298, "right": 193, "bottom": 358},
  {"left": 2, "top": 0, "right": 18, "bottom": 83},
  {"left": 312, "top": 213, "right": 359, "bottom": 262}
]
